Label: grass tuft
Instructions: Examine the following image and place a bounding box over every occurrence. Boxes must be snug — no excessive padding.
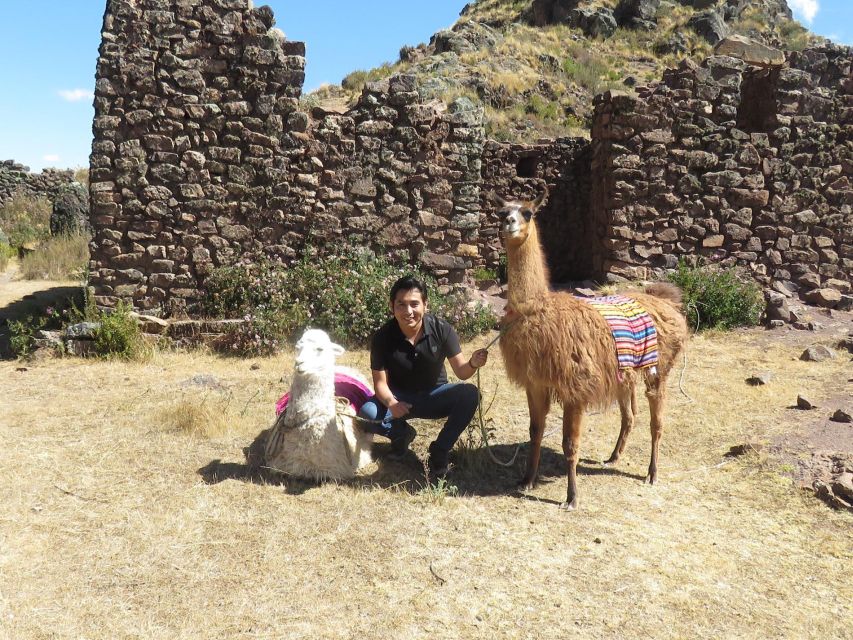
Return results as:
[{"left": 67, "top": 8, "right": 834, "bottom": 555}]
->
[
  {"left": 158, "top": 392, "right": 250, "bottom": 440},
  {"left": 0, "top": 193, "right": 51, "bottom": 248},
  {"left": 19, "top": 232, "right": 90, "bottom": 280}
]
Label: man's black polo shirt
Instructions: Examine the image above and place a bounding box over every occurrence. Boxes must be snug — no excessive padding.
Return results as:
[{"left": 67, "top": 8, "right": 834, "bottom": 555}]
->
[{"left": 370, "top": 313, "right": 462, "bottom": 393}]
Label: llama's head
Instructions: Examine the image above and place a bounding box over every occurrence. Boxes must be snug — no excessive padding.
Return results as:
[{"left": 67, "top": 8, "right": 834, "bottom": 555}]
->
[
  {"left": 492, "top": 189, "right": 548, "bottom": 247},
  {"left": 293, "top": 328, "right": 344, "bottom": 378}
]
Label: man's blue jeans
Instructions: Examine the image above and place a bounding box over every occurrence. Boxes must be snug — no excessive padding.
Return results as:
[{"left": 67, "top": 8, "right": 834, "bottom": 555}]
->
[{"left": 357, "top": 383, "right": 480, "bottom": 454}]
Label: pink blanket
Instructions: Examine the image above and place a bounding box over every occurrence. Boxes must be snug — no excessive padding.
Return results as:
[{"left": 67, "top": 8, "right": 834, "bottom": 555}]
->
[{"left": 275, "top": 372, "right": 374, "bottom": 416}]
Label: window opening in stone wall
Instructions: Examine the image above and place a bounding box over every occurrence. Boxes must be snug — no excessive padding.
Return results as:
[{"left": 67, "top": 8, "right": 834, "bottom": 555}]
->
[
  {"left": 516, "top": 156, "right": 538, "bottom": 178},
  {"left": 737, "top": 68, "right": 779, "bottom": 133}
]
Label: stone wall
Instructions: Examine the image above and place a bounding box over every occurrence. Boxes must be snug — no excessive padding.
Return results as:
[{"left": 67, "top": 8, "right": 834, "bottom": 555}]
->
[
  {"left": 480, "top": 138, "right": 593, "bottom": 282},
  {"left": 590, "top": 44, "right": 852, "bottom": 298},
  {"left": 295, "top": 85, "right": 485, "bottom": 284},
  {"left": 0, "top": 160, "right": 76, "bottom": 208},
  {"left": 90, "top": 0, "right": 851, "bottom": 315},
  {"left": 89, "top": 0, "right": 307, "bottom": 313},
  {"left": 89, "top": 0, "right": 486, "bottom": 314}
]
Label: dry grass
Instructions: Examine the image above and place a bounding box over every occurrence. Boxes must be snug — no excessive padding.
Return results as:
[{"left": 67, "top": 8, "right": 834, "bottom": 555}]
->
[
  {"left": 18, "top": 233, "right": 90, "bottom": 281},
  {"left": 1, "top": 322, "right": 851, "bottom": 638},
  {"left": 0, "top": 245, "right": 13, "bottom": 272}
]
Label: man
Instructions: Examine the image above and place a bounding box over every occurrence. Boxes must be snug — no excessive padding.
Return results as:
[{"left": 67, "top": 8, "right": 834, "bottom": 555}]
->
[{"left": 358, "top": 275, "right": 488, "bottom": 478}]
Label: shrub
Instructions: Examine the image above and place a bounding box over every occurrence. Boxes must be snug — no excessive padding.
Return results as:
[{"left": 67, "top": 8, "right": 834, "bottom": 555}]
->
[
  {"left": 0, "top": 242, "right": 15, "bottom": 272},
  {"left": 0, "top": 193, "right": 51, "bottom": 248},
  {"left": 19, "top": 232, "right": 90, "bottom": 280},
  {"left": 9, "top": 315, "right": 48, "bottom": 357},
  {"left": 525, "top": 94, "right": 560, "bottom": 121},
  {"left": 667, "top": 260, "right": 764, "bottom": 331},
  {"left": 562, "top": 48, "right": 611, "bottom": 94},
  {"left": 203, "top": 248, "right": 497, "bottom": 355},
  {"left": 93, "top": 301, "right": 147, "bottom": 360},
  {"left": 778, "top": 19, "right": 812, "bottom": 51}
]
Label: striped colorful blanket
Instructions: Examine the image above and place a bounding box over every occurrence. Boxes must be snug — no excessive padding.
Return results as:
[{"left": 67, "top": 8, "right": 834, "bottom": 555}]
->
[{"left": 578, "top": 295, "right": 659, "bottom": 372}]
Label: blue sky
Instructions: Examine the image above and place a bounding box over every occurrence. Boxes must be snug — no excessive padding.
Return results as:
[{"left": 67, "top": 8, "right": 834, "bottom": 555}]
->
[{"left": 0, "top": 0, "right": 849, "bottom": 173}]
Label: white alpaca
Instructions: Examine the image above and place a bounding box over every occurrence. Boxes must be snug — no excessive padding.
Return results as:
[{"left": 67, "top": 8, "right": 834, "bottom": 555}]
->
[{"left": 263, "top": 329, "right": 373, "bottom": 481}]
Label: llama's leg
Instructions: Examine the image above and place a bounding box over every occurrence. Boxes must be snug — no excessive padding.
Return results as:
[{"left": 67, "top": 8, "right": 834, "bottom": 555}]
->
[
  {"left": 604, "top": 380, "right": 636, "bottom": 466},
  {"left": 519, "top": 386, "right": 551, "bottom": 491},
  {"left": 645, "top": 373, "right": 667, "bottom": 485},
  {"left": 560, "top": 404, "right": 585, "bottom": 511}
]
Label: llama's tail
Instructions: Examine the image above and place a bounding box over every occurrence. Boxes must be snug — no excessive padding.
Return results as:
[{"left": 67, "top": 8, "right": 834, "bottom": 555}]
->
[{"left": 644, "top": 282, "right": 683, "bottom": 309}]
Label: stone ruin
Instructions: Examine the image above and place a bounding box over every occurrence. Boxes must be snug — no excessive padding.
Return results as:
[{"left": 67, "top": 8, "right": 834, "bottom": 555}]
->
[
  {"left": 590, "top": 45, "right": 852, "bottom": 303},
  {"left": 0, "top": 160, "right": 77, "bottom": 209},
  {"left": 88, "top": 0, "right": 851, "bottom": 316}
]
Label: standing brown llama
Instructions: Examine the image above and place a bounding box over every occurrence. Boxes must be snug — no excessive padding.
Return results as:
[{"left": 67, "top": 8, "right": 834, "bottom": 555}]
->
[{"left": 495, "top": 190, "right": 689, "bottom": 511}]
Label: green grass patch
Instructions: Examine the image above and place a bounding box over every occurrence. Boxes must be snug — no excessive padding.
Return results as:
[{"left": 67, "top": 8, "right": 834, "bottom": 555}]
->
[{"left": 668, "top": 260, "right": 764, "bottom": 331}]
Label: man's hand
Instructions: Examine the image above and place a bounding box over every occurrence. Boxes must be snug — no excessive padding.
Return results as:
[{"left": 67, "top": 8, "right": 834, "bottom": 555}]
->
[
  {"left": 469, "top": 348, "right": 488, "bottom": 369},
  {"left": 389, "top": 399, "right": 412, "bottom": 418}
]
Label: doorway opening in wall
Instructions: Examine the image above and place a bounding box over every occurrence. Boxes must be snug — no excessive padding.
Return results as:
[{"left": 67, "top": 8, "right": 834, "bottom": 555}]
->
[
  {"left": 737, "top": 68, "right": 779, "bottom": 133},
  {"left": 535, "top": 149, "right": 596, "bottom": 286},
  {"left": 516, "top": 156, "right": 538, "bottom": 178}
]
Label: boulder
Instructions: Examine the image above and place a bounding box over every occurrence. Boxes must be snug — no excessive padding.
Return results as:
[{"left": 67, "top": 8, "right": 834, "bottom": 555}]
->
[
  {"left": 431, "top": 22, "right": 500, "bottom": 55},
  {"left": 714, "top": 35, "right": 786, "bottom": 67},
  {"left": 746, "top": 372, "right": 774, "bottom": 386},
  {"left": 831, "top": 409, "right": 852, "bottom": 424},
  {"left": 531, "top": 0, "right": 581, "bottom": 25},
  {"left": 64, "top": 322, "right": 100, "bottom": 339},
  {"left": 796, "top": 395, "right": 817, "bottom": 410},
  {"left": 764, "top": 290, "right": 793, "bottom": 324},
  {"left": 799, "top": 345, "right": 836, "bottom": 362},
  {"left": 688, "top": 11, "right": 729, "bottom": 45},
  {"left": 569, "top": 7, "right": 618, "bottom": 39},
  {"left": 615, "top": 0, "right": 660, "bottom": 27},
  {"left": 654, "top": 33, "right": 689, "bottom": 56},
  {"left": 50, "top": 182, "right": 91, "bottom": 236},
  {"left": 804, "top": 288, "right": 842, "bottom": 309}
]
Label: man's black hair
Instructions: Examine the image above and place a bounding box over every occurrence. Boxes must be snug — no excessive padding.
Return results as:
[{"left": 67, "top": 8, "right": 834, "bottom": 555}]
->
[{"left": 390, "top": 275, "right": 428, "bottom": 303}]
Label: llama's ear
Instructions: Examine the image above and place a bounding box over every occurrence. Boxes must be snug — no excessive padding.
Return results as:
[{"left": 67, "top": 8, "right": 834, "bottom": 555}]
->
[{"left": 531, "top": 187, "right": 548, "bottom": 212}]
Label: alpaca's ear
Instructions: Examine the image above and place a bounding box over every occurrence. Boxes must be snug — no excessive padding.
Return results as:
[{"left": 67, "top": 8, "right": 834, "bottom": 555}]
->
[
  {"left": 331, "top": 343, "right": 345, "bottom": 357},
  {"left": 488, "top": 191, "right": 509, "bottom": 208},
  {"left": 531, "top": 187, "right": 548, "bottom": 212}
]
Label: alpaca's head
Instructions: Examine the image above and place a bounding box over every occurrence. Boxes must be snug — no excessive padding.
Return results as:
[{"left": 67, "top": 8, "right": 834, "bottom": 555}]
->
[
  {"left": 493, "top": 189, "right": 548, "bottom": 247},
  {"left": 293, "top": 329, "right": 344, "bottom": 378}
]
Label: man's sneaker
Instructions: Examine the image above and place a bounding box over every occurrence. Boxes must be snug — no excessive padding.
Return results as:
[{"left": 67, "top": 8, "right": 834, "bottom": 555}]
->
[
  {"left": 427, "top": 442, "right": 451, "bottom": 479},
  {"left": 388, "top": 422, "right": 417, "bottom": 461}
]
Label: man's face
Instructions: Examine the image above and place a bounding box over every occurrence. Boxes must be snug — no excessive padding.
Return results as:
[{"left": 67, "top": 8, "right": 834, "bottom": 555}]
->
[{"left": 391, "top": 288, "right": 427, "bottom": 333}]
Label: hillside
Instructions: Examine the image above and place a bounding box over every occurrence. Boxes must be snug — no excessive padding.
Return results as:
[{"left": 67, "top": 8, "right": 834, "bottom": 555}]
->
[{"left": 304, "top": 0, "right": 823, "bottom": 142}]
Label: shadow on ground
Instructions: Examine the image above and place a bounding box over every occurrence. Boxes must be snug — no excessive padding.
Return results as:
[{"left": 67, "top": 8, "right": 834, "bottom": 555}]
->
[
  {"left": 0, "top": 285, "right": 83, "bottom": 359},
  {"left": 197, "top": 440, "right": 647, "bottom": 501}
]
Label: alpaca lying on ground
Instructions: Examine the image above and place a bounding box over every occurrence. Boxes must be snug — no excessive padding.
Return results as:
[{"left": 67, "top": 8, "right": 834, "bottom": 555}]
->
[
  {"left": 495, "top": 189, "right": 689, "bottom": 511},
  {"left": 247, "top": 329, "right": 374, "bottom": 482}
]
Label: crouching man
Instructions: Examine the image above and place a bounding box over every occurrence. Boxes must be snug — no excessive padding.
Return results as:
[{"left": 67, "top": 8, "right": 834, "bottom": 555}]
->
[{"left": 358, "top": 275, "right": 488, "bottom": 478}]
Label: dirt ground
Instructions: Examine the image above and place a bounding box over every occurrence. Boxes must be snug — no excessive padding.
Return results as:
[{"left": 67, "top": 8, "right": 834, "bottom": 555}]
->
[{"left": 1, "top": 271, "right": 851, "bottom": 639}]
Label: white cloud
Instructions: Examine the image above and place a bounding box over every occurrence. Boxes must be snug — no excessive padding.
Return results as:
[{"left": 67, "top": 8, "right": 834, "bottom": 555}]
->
[
  {"left": 58, "top": 88, "right": 94, "bottom": 102},
  {"left": 43, "top": 154, "right": 61, "bottom": 163},
  {"left": 789, "top": 0, "right": 819, "bottom": 23}
]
